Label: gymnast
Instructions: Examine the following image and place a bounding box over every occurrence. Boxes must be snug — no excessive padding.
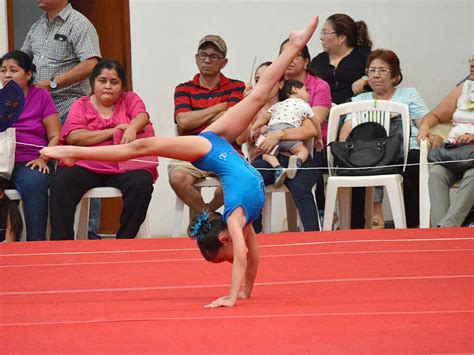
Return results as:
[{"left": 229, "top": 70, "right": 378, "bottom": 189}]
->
[{"left": 41, "top": 16, "right": 319, "bottom": 308}]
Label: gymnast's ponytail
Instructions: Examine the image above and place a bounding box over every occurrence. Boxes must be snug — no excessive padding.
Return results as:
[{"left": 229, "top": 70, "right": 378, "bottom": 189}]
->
[{"left": 188, "top": 210, "right": 227, "bottom": 261}]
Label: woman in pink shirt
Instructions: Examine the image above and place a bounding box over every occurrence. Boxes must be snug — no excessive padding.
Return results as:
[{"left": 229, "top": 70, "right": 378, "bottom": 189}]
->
[
  {"left": 0, "top": 50, "right": 60, "bottom": 241},
  {"left": 49, "top": 59, "right": 157, "bottom": 240},
  {"left": 279, "top": 39, "right": 332, "bottom": 219}
]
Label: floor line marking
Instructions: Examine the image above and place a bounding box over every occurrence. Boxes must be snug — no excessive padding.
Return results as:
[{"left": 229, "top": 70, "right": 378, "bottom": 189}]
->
[
  {"left": 2, "top": 248, "right": 473, "bottom": 269},
  {"left": 1, "top": 275, "right": 472, "bottom": 296},
  {"left": 1, "top": 237, "right": 473, "bottom": 258},
  {"left": 1, "top": 310, "right": 473, "bottom": 327}
]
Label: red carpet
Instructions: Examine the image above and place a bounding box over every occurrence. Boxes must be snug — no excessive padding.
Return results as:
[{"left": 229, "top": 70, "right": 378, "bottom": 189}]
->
[{"left": 1, "top": 228, "right": 473, "bottom": 353}]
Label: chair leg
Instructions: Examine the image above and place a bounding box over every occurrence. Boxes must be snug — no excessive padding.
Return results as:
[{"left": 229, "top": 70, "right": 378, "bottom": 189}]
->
[
  {"left": 338, "top": 187, "right": 352, "bottom": 230},
  {"left": 323, "top": 181, "right": 338, "bottom": 231},
  {"left": 172, "top": 197, "right": 185, "bottom": 237},
  {"left": 75, "top": 197, "right": 90, "bottom": 240},
  {"left": 18, "top": 201, "right": 27, "bottom": 242},
  {"left": 285, "top": 192, "right": 298, "bottom": 232},
  {"left": 385, "top": 181, "right": 407, "bottom": 229},
  {"left": 262, "top": 192, "right": 272, "bottom": 233}
]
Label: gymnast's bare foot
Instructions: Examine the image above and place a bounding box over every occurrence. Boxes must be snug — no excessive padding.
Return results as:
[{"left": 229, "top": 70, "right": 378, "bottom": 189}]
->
[
  {"left": 40, "top": 146, "right": 78, "bottom": 167},
  {"left": 288, "top": 16, "right": 319, "bottom": 48}
]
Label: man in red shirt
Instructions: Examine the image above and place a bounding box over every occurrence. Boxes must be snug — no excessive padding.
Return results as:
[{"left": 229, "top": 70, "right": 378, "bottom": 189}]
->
[{"left": 169, "top": 35, "right": 245, "bottom": 215}]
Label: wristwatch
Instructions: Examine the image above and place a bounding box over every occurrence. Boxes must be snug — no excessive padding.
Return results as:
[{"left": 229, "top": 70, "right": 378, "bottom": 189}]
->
[{"left": 49, "top": 77, "right": 58, "bottom": 90}]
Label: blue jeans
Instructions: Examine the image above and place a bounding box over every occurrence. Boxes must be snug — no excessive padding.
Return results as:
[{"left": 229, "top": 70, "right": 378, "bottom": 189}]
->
[
  {"left": 252, "top": 154, "right": 320, "bottom": 231},
  {"left": 8, "top": 162, "right": 54, "bottom": 241}
]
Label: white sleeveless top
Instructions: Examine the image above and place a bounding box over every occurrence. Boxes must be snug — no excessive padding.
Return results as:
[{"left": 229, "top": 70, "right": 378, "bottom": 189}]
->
[{"left": 447, "top": 80, "right": 474, "bottom": 142}]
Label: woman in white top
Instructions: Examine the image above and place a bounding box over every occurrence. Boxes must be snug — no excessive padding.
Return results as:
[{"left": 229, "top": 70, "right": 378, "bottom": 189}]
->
[
  {"left": 417, "top": 56, "right": 474, "bottom": 227},
  {"left": 339, "top": 49, "right": 429, "bottom": 228}
]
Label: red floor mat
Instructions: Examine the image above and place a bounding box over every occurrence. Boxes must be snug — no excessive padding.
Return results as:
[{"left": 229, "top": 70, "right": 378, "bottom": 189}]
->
[{"left": 1, "top": 228, "right": 473, "bottom": 353}]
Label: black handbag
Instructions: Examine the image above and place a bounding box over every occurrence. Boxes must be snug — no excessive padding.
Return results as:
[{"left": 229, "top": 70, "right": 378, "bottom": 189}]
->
[
  {"left": 329, "top": 122, "right": 402, "bottom": 176},
  {"left": 428, "top": 143, "right": 474, "bottom": 173}
]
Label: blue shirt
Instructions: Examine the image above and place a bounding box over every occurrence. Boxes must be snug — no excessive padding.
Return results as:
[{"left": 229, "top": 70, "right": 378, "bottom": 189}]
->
[{"left": 192, "top": 131, "right": 265, "bottom": 224}]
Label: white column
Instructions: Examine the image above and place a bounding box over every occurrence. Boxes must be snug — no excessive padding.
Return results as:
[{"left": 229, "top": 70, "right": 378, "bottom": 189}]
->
[{"left": 0, "top": 0, "right": 7, "bottom": 55}]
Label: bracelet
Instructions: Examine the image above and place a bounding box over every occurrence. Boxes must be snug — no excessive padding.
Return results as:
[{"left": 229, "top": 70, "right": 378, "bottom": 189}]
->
[{"left": 281, "top": 129, "right": 288, "bottom": 140}]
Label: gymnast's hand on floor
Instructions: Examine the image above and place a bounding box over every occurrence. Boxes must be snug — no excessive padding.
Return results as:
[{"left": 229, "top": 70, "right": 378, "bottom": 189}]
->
[{"left": 205, "top": 295, "right": 236, "bottom": 308}]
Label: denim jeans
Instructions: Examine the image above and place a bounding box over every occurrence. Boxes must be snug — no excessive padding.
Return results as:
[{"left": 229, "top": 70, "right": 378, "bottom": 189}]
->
[
  {"left": 252, "top": 154, "right": 320, "bottom": 231},
  {"left": 7, "top": 162, "right": 54, "bottom": 241}
]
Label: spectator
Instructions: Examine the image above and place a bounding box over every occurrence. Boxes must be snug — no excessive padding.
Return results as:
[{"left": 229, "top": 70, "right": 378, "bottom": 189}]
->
[
  {"left": 339, "top": 49, "right": 429, "bottom": 228},
  {"left": 49, "top": 59, "right": 156, "bottom": 240},
  {"left": 0, "top": 177, "right": 23, "bottom": 242},
  {"left": 250, "top": 63, "right": 320, "bottom": 232},
  {"left": 418, "top": 56, "right": 474, "bottom": 227},
  {"left": 21, "top": 0, "right": 102, "bottom": 237},
  {"left": 279, "top": 39, "right": 332, "bottom": 217},
  {"left": 21, "top": 0, "right": 101, "bottom": 124},
  {"left": 310, "top": 13, "right": 372, "bottom": 105},
  {"left": 1, "top": 50, "right": 60, "bottom": 241},
  {"left": 250, "top": 79, "right": 317, "bottom": 187},
  {"left": 246, "top": 61, "right": 279, "bottom": 163},
  {"left": 169, "top": 35, "right": 245, "bottom": 215}
]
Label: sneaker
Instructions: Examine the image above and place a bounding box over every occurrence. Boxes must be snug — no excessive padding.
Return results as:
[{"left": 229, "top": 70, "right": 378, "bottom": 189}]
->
[
  {"left": 287, "top": 155, "right": 298, "bottom": 179},
  {"left": 273, "top": 168, "right": 288, "bottom": 188}
]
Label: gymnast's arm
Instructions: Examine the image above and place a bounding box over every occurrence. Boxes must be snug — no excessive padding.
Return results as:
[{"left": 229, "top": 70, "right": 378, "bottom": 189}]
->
[
  {"left": 205, "top": 209, "right": 248, "bottom": 308},
  {"left": 241, "top": 224, "right": 259, "bottom": 299},
  {"left": 226, "top": 210, "right": 248, "bottom": 306}
]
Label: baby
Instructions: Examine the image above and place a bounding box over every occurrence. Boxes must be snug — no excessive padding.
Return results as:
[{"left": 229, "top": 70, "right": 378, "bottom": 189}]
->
[{"left": 251, "top": 79, "right": 315, "bottom": 187}]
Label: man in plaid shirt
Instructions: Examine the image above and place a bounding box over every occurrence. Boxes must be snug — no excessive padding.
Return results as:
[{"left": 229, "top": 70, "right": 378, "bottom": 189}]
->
[{"left": 21, "top": 0, "right": 101, "bottom": 124}]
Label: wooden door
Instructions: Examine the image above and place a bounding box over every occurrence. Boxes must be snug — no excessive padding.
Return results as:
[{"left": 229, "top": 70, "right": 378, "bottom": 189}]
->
[{"left": 7, "top": 0, "right": 132, "bottom": 235}]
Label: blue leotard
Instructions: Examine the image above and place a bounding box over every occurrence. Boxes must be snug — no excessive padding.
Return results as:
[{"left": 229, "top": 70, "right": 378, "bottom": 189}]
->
[{"left": 192, "top": 131, "right": 265, "bottom": 224}]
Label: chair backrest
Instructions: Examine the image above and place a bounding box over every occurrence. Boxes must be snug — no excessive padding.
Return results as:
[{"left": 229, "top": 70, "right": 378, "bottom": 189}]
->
[{"left": 326, "top": 100, "right": 410, "bottom": 176}]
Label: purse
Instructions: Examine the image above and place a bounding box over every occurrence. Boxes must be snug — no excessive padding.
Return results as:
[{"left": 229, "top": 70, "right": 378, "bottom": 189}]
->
[
  {"left": 329, "top": 122, "right": 402, "bottom": 176},
  {"left": 0, "top": 128, "right": 16, "bottom": 179},
  {"left": 428, "top": 143, "right": 474, "bottom": 173}
]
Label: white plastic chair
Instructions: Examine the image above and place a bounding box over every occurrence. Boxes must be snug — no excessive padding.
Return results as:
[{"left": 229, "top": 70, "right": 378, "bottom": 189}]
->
[
  {"left": 74, "top": 187, "right": 151, "bottom": 239},
  {"left": 419, "top": 123, "right": 456, "bottom": 228},
  {"left": 323, "top": 100, "right": 410, "bottom": 230},
  {"left": 5, "top": 189, "right": 26, "bottom": 241}
]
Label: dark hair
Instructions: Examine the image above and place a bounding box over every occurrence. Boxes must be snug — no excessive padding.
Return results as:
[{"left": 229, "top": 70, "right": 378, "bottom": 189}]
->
[
  {"left": 90, "top": 58, "right": 127, "bottom": 88},
  {"left": 256, "top": 61, "right": 272, "bottom": 72},
  {"left": 279, "top": 79, "right": 304, "bottom": 101},
  {"left": 367, "top": 49, "right": 403, "bottom": 86},
  {"left": 0, "top": 50, "right": 36, "bottom": 85},
  {"left": 187, "top": 211, "right": 227, "bottom": 261},
  {"left": 326, "top": 14, "right": 372, "bottom": 48},
  {"left": 0, "top": 177, "right": 23, "bottom": 242}
]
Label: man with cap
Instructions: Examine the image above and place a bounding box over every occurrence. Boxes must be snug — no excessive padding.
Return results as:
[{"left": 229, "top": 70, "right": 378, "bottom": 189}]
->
[{"left": 169, "top": 35, "right": 246, "bottom": 217}]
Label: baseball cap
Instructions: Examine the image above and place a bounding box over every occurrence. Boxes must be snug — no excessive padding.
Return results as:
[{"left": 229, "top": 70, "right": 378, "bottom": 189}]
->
[{"left": 198, "top": 35, "right": 227, "bottom": 57}]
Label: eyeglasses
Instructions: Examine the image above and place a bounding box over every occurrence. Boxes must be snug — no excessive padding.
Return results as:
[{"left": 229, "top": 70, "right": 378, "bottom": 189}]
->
[
  {"left": 366, "top": 67, "right": 391, "bottom": 75},
  {"left": 196, "top": 52, "right": 224, "bottom": 62},
  {"left": 321, "top": 30, "right": 336, "bottom": 36}
]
